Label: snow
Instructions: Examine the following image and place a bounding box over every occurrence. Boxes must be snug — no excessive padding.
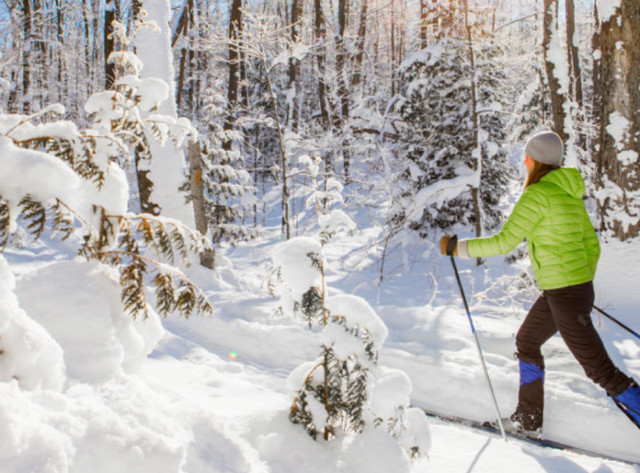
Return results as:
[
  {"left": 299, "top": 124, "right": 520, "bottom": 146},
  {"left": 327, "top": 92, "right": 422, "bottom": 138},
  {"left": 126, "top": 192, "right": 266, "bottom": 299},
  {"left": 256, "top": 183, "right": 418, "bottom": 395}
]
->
[
  {"left": 0, "top": 136, "right": 82, "bottom": 216},
  {"left": 596, "top": 0, "right": 622, "bottom": 24},
  {"left": 0, "top": 255, "right": 64, "bottom": 391},
  {"left": 2, "top": 203, "right": 640, "bottom": 473},
  {"left": 272, "top": 236, "right": 323, "bottom": 301},
  {"left": 14, "top": 260, "right": 163, "bottom": 382},
  {"left": 604, "top": 111, "right": 638, "bottom": 171}
]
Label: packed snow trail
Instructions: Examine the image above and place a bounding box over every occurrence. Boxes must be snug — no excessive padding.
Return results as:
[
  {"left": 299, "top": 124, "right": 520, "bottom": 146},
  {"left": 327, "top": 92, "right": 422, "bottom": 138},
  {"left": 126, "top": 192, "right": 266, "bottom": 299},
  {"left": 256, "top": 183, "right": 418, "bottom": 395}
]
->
[{"left": 423, "top": 407, "right": 640, "bottom": 467}]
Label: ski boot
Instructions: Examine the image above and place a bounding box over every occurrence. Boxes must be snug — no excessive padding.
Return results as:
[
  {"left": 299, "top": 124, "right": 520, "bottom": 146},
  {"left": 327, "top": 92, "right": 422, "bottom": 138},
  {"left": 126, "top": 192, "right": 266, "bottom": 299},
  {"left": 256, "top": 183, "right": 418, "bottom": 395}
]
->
[{"left": 613, "top": 380, "right": 640, "bottom": 429}]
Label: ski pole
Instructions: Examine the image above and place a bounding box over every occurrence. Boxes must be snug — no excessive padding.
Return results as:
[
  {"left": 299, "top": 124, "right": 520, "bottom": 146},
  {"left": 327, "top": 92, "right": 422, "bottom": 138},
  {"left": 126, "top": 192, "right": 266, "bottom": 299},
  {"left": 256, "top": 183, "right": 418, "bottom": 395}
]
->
[
  {"left": 446, "top": 235, "right": 507, "bottom": 441},
  {"left": 593, "top": 305, "right": 640, "bottom": 340}
]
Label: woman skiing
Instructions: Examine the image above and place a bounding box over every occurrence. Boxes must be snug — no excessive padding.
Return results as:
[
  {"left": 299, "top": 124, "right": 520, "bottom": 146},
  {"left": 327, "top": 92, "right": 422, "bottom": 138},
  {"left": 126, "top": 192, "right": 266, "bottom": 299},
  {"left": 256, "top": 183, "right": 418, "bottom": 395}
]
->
[{"left": 439, "top": 130, "right": 640, "bottom": 433}]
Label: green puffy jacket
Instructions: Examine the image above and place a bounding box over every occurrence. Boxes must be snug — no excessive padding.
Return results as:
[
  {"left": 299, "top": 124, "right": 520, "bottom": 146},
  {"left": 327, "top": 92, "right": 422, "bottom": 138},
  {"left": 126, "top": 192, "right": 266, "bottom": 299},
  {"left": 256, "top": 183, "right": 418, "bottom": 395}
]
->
[{"left": 459, "top": 168, "right": 600, "bottom": 290}]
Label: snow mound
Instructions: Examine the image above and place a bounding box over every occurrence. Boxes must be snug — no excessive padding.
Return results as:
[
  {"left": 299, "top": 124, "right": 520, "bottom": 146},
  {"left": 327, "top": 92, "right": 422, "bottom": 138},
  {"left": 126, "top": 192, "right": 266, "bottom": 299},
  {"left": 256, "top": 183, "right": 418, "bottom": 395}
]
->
[
  {"left": 0, "top": 255, "right": 65, "bottom": 390},
  {"left": 14, "top": 260, "right": 163, "bottom": 383}
]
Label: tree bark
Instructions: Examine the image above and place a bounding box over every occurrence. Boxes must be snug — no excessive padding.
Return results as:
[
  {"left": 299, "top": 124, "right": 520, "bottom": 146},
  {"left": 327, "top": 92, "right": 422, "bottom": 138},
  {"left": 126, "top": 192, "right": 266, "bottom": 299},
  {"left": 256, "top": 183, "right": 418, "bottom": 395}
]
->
[
  {"left": 22, "top": 0, "right": 32, "bottom": 113},
  {"left": 104, "top": 0, "right": 117, "bottom": 90},
  {"left": 420, "top": 0, "right": 428, "bottom": 49},
  {"left": 223, "top": 0, "right": 242, "bottom": 152},
  {"left": 262, "top": 54, "right": 291, "bottom": 240},
  {"left": 565, "top": 0, "right": 584, "bottom": 148},
  {"left": 188, "top": 140, "right": 215, "bottom": 269},
  {"left": 336, "top": 0, "right": 351, "bottom": 183},
  {"left": 288, "top": 0, "right": 303, "bottom": 131},
  {"left": 565, "top": 0, "right": 583, "bottom": 109},
  {"left": 55, "top": 0, "right": 64, "bottom": 91},
  {"left": 593, "top": 0, "right": 640, "bottom": 240},
  {"left": 174, "top": 0, "right": 194, "bottom": 115},
  {"left": 542, "top": 0, "right": 566, "bottom": 142},
  {"left": 352, "top": 0, "right": 368, "bottom": 90},
  {"left": 390, "top": 0, "right": 396, "bottom": 96},
  {"left": 314, "top": 0, "right": 330, "bottom": 129}
]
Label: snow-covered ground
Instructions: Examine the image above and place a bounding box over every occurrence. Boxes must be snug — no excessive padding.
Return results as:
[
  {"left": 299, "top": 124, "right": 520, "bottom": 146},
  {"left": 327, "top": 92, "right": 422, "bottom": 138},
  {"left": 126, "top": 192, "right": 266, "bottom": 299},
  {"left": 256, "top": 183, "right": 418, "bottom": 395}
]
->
[{"left": 1, "top": 210, "right": 639, "bottom": 473}]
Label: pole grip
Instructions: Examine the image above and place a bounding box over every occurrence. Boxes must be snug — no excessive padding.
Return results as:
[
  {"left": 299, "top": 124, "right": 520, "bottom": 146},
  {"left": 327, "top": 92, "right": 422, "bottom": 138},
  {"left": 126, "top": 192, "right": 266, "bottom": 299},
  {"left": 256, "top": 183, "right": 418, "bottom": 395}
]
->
[{"left": 446, "top": 234, "right": 458, "bottom": 256}]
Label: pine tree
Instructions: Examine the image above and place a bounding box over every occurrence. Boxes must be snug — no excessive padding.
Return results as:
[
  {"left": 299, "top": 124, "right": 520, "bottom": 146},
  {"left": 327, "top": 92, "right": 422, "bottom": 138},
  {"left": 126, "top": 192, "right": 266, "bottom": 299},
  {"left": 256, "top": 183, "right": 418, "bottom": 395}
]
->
[
  {"left": 0, "top": 19, "right": 213, "bottom": 320},
  {"left": 198, "top": 90, "right": 258, "bottom": 244},
  {"left": 394, "top": 37, "right": 512, "bottom": 235}
]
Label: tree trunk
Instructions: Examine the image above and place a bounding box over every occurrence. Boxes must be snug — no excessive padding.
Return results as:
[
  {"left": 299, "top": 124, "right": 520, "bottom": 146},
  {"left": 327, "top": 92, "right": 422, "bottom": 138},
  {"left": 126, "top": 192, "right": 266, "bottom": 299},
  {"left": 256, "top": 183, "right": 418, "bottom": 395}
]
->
[
  {"left": 55, "top": 0, "right": 64, "bottom": 92},
  {"left": 288, "top": 0, "right": 303, "bottom": 131},
  {"left": 352, "top": 0, "right": 368, "bottom": 90},
  {"left": 463, "top": 0, "right": 483, "bottom": 265},
  {"left": 565, "top": 0, "right": 584, "bottom": 148},
  {"left": 135, "top": 0, "right": 194, "bottom": 226},
  {"left": 314, "top": 0, "right": 329, "bottom": 129},
  {"left": 104, "top": 0, "right": 117, "bottom": 90},
  {"left": 593, "top": 0, "right": 640, "bottom": 240},
  {"left": 591, "top": 3, "right": 602, "bottom": 160},
  {"left": 22, "top": 0, "right": 32, "bottom": 113},
  {"left": 390, "top": 0, "right": 396, "bottom": 96},
  {"left": 565, "top": 0, "right": 583, "bottom": 109},
  {"left": 262, "top": 54, "right": 291, "bottom": 240},
  {"left": 174, "top": 0, "right": 194, "bottom": 115},
  {"left": 542, "top": 0, "right": 566, "bottom": 142},
  {"left": 336, "top": 0, "right": 351, "bottom": 183},
  {"left": 420, "top": 0, "right": 428, "bottom": 49},
  {"left": 223, "top": 0, "right": 242, "bottom": 152},
  {"left": 188, "top": 140, "right": 215, "bottom": 269}
]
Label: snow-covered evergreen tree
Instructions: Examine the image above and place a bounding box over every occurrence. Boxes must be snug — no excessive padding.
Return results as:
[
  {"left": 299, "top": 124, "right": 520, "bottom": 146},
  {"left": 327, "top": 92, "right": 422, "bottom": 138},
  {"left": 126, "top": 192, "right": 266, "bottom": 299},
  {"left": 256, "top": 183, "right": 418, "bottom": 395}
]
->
[
  {"left": 394, "top": 38, "right": 513, "bottom": 235},
  {"left": 271, "top": 158, "right": 429, "bottom": 463},
  {"left": 0, "top": 23, "right": 212, "bottom": 320},
  {"left": 198, "top": 90, "right": 258, "bottom": 244}
]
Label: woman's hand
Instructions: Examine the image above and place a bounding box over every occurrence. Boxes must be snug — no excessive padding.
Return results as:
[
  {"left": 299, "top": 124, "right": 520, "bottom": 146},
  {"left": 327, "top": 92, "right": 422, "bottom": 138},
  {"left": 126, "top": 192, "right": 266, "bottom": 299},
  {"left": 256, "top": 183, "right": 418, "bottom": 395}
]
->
[{"left": 439, "top": 234, "right": 458, "bottom": 256}]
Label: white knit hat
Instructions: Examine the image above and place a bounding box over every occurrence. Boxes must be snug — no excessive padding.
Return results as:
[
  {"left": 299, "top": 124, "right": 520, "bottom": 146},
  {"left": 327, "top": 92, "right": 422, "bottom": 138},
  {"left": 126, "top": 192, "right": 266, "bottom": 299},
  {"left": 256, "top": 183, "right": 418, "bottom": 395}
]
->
[{"left": 524, "top": 131, "right": 564, "bottom": 167}]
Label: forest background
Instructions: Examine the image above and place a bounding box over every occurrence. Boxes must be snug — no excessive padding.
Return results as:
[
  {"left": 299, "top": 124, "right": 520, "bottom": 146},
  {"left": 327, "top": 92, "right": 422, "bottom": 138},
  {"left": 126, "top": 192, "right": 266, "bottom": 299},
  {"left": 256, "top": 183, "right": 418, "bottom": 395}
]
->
[{"left": 0, "top": 0, "right": 638, "bottom": 251}]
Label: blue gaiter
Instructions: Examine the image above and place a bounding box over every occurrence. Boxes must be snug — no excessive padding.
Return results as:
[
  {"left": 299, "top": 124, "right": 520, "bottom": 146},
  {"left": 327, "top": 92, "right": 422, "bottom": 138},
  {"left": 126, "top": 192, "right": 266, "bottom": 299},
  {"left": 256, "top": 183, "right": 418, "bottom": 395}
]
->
[{"left": 520, "top": 360, "right": 545, "bottom": 386}]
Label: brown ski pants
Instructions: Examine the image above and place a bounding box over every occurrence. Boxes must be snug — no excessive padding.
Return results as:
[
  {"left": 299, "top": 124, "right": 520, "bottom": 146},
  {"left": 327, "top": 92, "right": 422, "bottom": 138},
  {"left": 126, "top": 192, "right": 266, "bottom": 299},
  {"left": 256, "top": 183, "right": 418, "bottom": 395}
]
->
[{"left": 514, "top": 281, "right": 631, "bottom": 426}]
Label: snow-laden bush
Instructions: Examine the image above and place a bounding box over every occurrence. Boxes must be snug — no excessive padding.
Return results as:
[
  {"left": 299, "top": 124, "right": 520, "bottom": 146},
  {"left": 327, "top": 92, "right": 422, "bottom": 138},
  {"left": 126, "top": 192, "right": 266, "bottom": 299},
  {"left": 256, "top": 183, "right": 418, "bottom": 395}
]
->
[
  {"left": 271, "top": 158, "right": 429, "bottom": 465},
  {"left": 274, "top": 237, "right": 430, "bottom": 462}
]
